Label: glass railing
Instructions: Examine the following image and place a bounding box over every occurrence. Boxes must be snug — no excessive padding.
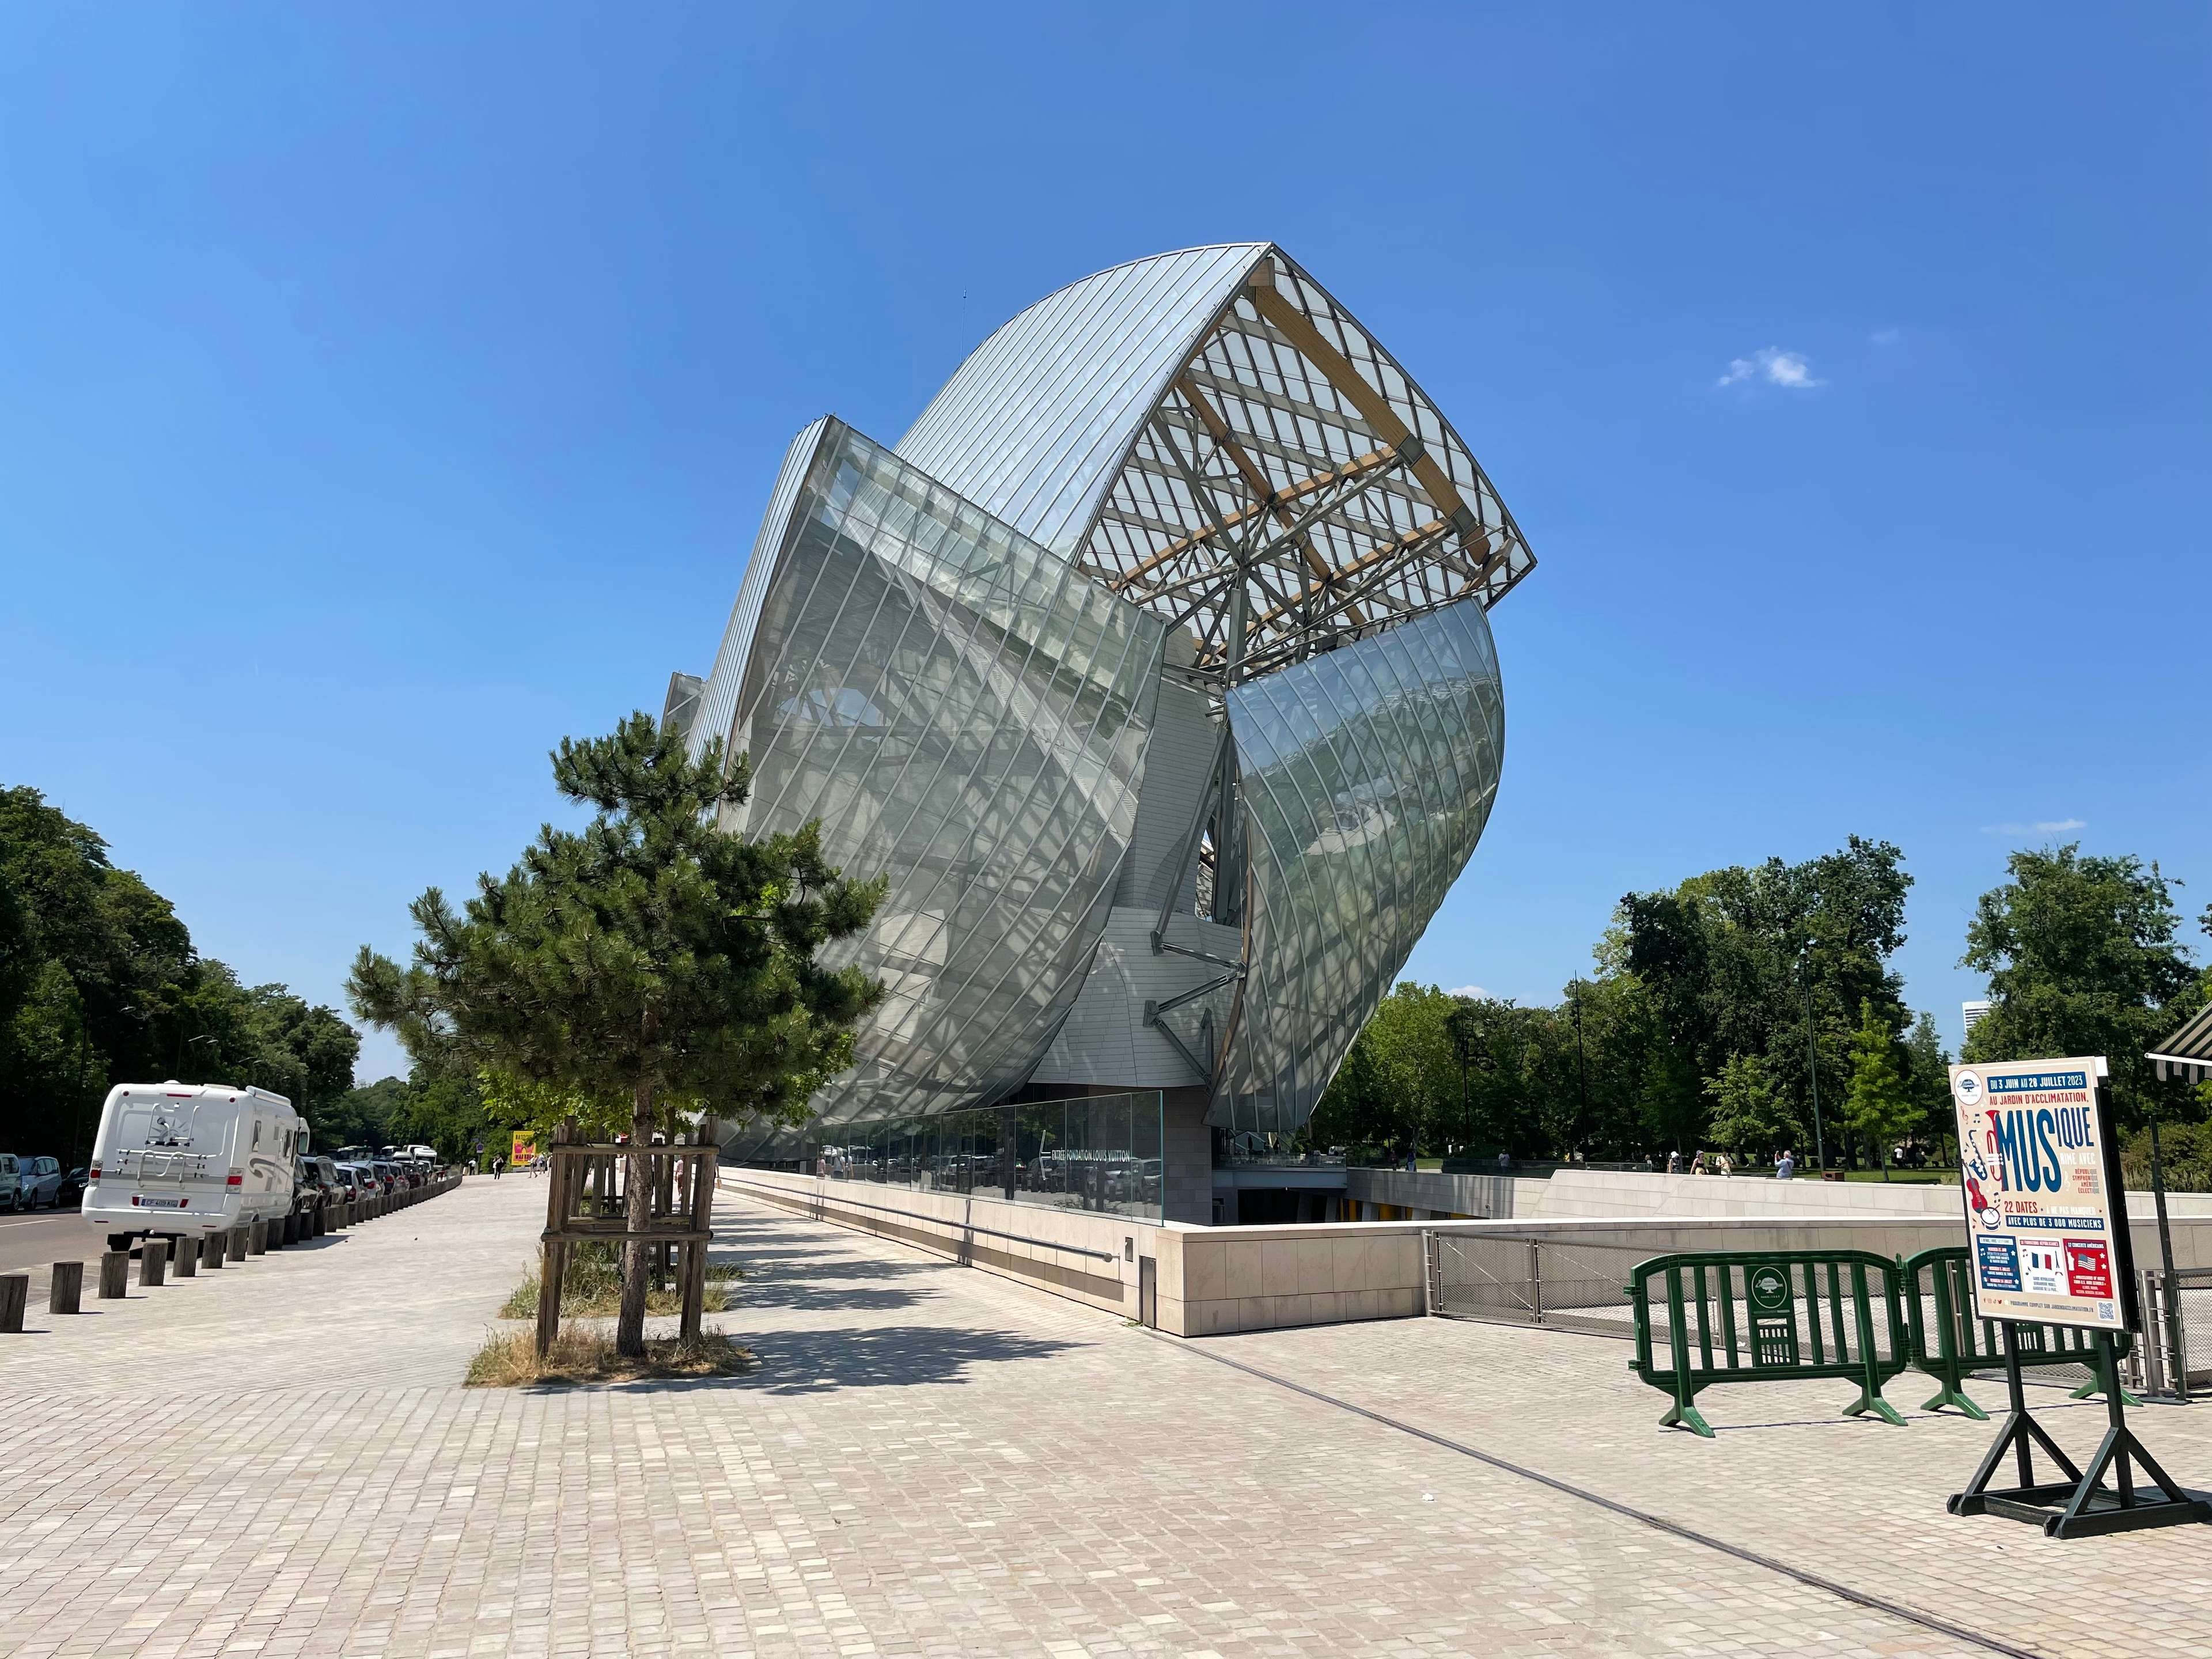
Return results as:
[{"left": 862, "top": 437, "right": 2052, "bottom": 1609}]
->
[{"left": 798, "top": 1092, "right": 1165, "bottom": 1222}]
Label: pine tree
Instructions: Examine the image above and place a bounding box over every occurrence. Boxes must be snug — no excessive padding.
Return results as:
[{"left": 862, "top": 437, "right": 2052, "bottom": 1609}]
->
[{"left": 349, "top": 714, "right": 884, "bottom": 1354}]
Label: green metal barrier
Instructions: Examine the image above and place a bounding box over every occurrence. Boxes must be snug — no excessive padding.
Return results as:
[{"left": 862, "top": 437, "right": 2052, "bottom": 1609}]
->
[
  {"left": 1627, "top": 1251, "right": 1910, "bottom": 1438},
  {"left": 1897, "top": 1246, "right": 2135, "bottom": 1419}
]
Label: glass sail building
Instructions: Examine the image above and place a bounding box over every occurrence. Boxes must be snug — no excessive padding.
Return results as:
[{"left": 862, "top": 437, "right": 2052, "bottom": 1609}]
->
[{"left": 667, "top": 244, "right": 1533, "bottom": 1217}]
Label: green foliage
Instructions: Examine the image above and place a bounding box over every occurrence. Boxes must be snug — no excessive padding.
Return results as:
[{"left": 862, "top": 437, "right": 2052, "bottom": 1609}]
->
[
  {"left": 1960, "top": 844, "right": 2203, "bottom": 1129},
  {"left": 1619, "top": 836, "right": 1911, "bottom": 1166},
  {"left": 348, "top": 714, "right": 884, "bottom": 1353},
  {"left": 1317, "top": 839, "right": 1946, "bottom": 1169},
  {"left": 1703, "top": 1051, "right": 1800, "bottom": 1159},
  {"left": 1310, "top": 983, "right": 1465, "bottom": 1154},
  {"left": 321, "top": 1067, "right": 496, "bottom": 1162},
  {"left": 1313, "top": 974, "right": 1677, "bottom": 1162},
  {"left": 1840, "top": 998, "right": 1920, "bottom": 1177},
  {"left": 2120, "top": 1120, "right": 2212, "bottom": 1195},
  {"left": 498, "top": 1241, "right": 739, "bottom": 1318},
  {"left": 0, "top": 785, "right": 358, "bottom": 1159},
  {"left": 349, "top": 715, "right": 885, "bottom": 1131}
]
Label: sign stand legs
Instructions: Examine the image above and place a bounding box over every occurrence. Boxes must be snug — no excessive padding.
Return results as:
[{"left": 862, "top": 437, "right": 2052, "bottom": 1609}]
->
[{"left": 1950, "top": 1328, "right": 2209, "bottom": 1536}]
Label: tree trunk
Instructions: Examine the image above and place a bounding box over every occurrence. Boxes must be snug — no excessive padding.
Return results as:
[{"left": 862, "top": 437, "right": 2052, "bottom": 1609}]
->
[{"left": 616, "top": 1018, "right": 657, "bottom": 1357}]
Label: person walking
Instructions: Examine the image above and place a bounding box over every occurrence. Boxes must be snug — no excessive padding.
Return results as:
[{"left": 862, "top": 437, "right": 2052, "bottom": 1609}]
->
[
  {"left": 1776, "top": 1147, "right": 1796, "bottom": 1181},
  {"left": 492, "top": 1157, "right": 504, "bottom": 1180},
  {"left": 1665, "top": 1148, "right": 1682, "bottom": 1176}
]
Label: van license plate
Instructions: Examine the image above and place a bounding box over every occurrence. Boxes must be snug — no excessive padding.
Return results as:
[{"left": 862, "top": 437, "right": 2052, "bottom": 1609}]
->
[{"left": 132, "top": 1195, "right": 187, "bottom": 1209}]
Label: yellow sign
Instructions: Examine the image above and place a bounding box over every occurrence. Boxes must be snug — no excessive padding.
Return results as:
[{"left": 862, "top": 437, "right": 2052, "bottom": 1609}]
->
[{"left": 510, "top": 1132, "right": 537, "bottom": 1166}]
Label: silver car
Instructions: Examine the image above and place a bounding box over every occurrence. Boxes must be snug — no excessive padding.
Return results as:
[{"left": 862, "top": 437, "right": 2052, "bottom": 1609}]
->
[
  {"left": 15, "top": 1156, "right": 65, "bottom": 1209},
  {"left": 0, "top": 1154, "right": 19, "bottom": 1212}
]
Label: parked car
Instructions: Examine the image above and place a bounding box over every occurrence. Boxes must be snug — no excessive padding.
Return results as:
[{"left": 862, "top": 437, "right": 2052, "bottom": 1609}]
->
[
  {"left": 329, "top": 1161, "right": 369, "bottom": 1201},
  {"left": 0, "top": 1154, "right": 21, "bottom": 1213},
  {"left": 294, "top": 1153, "right": 342, "bottom": 1218},
  {"left": 60, "top": 1166, "right": 88, "bottom": 1207},
  {"left": 15, "top": 1156, "right": 65, "bottom": 1209},
  {"left": 369, "top": 1160, "right": 400, "bottom": 1195}
]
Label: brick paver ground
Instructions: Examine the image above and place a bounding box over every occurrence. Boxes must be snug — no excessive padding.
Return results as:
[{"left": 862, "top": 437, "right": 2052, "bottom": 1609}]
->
[{"left": 0, "top": 1177, "right": 2199, "bottom": 1657}]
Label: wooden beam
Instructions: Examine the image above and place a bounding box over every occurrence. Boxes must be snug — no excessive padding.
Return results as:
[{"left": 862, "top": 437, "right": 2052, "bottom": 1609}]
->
[
  {"left": 1244, "top": 279, "right": 1475, "bottom": 532},
  {"left": 1108, "top": 444, "right": 1399, "bottom": 593},
  {"left": 1173, "top": 372, "right": 1368, "bottom": 632},
  {"left": 1246, "top": 518, "right": 1452, "bottom": 635}
]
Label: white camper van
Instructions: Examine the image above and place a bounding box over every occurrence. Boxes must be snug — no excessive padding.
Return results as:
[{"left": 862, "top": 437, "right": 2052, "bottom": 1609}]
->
[{"left": 84, "top": 1082, "right": 303, "bottom": 1252}]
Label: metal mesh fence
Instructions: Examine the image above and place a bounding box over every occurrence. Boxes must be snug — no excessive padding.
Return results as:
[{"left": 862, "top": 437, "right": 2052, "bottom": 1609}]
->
[
  {"left": 1423, "top": 1233, "right": 1653, "bottom": 1339},
  {"left": 2134, "top": 1267, "right": 2212, "bottom": 1400}
]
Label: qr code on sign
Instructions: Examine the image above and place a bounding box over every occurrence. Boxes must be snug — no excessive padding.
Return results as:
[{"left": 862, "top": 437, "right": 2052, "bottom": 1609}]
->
[{"left": 2100, "top": 1302, "right": 2115, "bottom": 1320}]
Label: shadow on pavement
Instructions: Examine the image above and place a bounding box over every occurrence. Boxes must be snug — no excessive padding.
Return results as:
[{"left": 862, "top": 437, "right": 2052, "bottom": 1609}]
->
[{"left": 732, "top": 1323, "right": 1085, "bottom": 1393}]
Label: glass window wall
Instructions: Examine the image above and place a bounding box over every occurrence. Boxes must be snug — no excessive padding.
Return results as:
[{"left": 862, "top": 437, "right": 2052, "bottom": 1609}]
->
[{"left": 756, "top": 1092, "right": 1165, "bottom": 1223}]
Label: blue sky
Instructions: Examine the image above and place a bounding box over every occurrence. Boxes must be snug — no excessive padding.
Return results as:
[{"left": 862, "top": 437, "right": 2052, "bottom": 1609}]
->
[{"left": 3, "top": 5, "right": 2205, "bottom": 1085}]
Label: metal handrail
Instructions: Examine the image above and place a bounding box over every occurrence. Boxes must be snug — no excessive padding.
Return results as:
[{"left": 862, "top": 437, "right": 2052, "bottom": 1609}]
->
[{"left": 726, "top": 1175, "right": 1120, "bottom": 1263}]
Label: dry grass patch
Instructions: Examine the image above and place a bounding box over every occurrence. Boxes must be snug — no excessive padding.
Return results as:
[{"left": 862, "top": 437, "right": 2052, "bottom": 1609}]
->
[
  {"left": 465, "top": 1326, "right": 755, "bottom": 1387},
  {"left": 499, "top": 1242, "right": 738, "bottom": 1320}
]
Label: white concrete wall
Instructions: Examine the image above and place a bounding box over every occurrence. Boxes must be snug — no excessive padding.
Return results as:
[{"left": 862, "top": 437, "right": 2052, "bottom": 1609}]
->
[
  {"left": 724, "top": 1168, "right": 1158, "bottom": 1319},
  {"left": 726, "top": 1165, "right": 2212, "bottom": 1342},
  {"left": 1347, "top": 1165, "right": 2212, "bottom": 1224}
]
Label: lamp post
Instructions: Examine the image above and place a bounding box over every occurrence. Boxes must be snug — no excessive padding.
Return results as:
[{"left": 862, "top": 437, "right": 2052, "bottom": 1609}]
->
[
  {"left": 1448, "top": 1007, "right": 1475, "bottom": 1154},
  {"left": 1798, "top": 949, "right": 1827, "bottom": 1172},
  {"left": 1570, "top": 977, "right": 1590, "bottom": 1153}
]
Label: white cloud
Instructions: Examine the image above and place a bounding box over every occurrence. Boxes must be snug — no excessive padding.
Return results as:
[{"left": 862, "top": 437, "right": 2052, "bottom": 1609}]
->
[
  {"left": 1870, "top": 326, "right": 1900, "bottom": 346},
  {"left": 1716, "top": 346, "right": 1825, "bottom": 389},
  {"left": 1980, "top": 818, "right": 2086, "bottom": 836},
  {"left": 1446, "top": 984, "right": 1490, "bottom": 1000}
]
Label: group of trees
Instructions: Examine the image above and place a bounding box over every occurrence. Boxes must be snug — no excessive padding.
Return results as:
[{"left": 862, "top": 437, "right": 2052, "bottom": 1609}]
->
[
  {"left": 1313, "top": 838, "right": 2211, "bottom": 1174},
  {"left": 0, "top": 786, "right": 359, "bottom": 1162},
  {"left": 316, "top": 1070, "right": 503, "bottom": 1164},
  {"left": 16, "top": 737, "right": 2211, "bottom": 1341}
]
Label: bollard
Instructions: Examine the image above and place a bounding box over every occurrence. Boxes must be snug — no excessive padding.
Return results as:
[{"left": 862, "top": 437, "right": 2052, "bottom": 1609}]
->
[
  {"left": 312, "top": 1202, "right": 327, "bottom": 1237},
  {"left": 50, "top": 1260, "right": 84, "bottom": 1312},
  {"left": 203, "top": 1232, "right": 225, "bottom": 1270},
  {"left": 284, "top": 1210, "right": 300, "bottom": 1245},
  {"left": 0, "top": 1274, "right": 27, "bottom": 1332},
  {"left": 271, "top": 1212, "right": 289, "bottom": 1248},
  {"left": 99, "top": 1251, "right": 131, "bottom": 1298},
  {"left": 141, "top": 1238, "right": 169, "bottom": 1287},
  {"left": 248, "top": 1219, "right": 267, "bottom": 1256},
  {"left": 226, "top": 1227, "right": 248, "bottom": 1263},
  {"left": 173, "top": 1238, "right": 197, "bottom": 1278}
]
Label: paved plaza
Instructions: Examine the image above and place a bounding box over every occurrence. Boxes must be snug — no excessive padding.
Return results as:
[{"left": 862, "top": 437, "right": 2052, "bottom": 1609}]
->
[{"left": 0, "top": 1178, "right": 2206, "bottom": 1658}]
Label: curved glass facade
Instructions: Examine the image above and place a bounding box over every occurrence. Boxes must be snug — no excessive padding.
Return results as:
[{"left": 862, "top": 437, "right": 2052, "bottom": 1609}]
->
[
  {"left": 697, "top": 419, "right": 1164, "bottom": 1123},
  {"left": 1222, "top": 598, "right": 1505, "bottom": 1134},
  {"left": 676, "top": 245, "right": 1532, "bottom": 1147}
]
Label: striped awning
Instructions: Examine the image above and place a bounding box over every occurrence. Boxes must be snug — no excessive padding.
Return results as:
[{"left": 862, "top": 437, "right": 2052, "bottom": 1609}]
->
[{"left": 2149, "top": 1002, "right": 2212, "bottom": 1083}]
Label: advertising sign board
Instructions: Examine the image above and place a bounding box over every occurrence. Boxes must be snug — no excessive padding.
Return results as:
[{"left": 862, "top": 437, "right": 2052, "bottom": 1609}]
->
[
  {"left": 1950, "top": 1057, "right": 2133, "bottom": 1334},
  {"left": 510, "top": 1131, "right": 537, "bottom": 1167}
]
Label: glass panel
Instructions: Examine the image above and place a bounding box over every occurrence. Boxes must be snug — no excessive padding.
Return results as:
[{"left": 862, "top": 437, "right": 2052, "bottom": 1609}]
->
[
  {"left": 711, "top": 419, "right": 1166, "bottom": 1125},
  {"left": 735, "top": 1092, "right": 1165, "bottom": 1224},
  {"left": 1221, "top": 596, "right": 1506, "bottom": 1137}
]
